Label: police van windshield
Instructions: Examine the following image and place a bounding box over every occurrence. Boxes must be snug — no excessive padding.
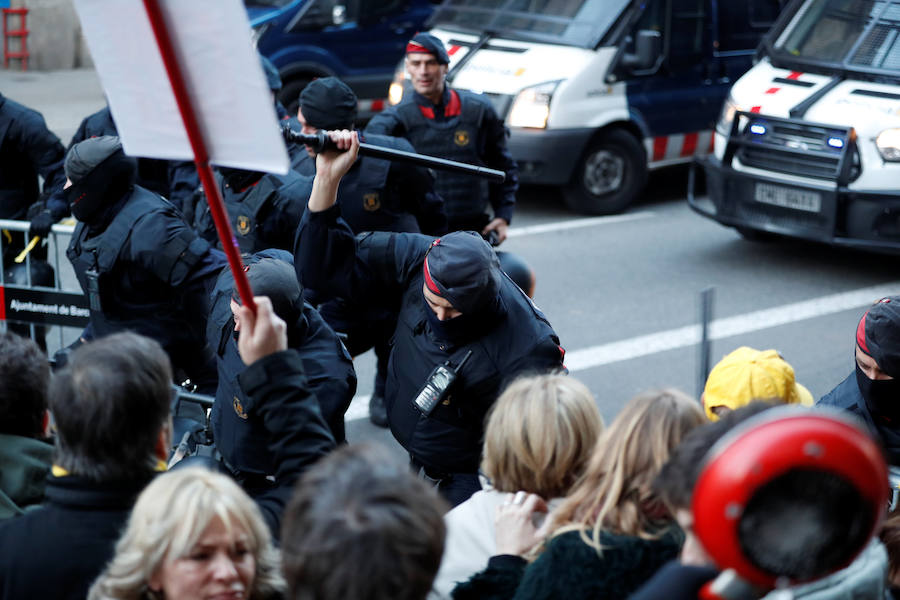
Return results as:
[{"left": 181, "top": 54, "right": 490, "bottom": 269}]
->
[
  {"left": 429, "top": 0, "right": 630, "bottom": 48},
  {"left": 772, "top": 0, "right": 900, "bottom": 77}
]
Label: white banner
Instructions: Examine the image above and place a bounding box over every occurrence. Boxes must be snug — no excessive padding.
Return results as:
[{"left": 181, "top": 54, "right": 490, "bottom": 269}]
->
[{"left": 73, "top": 0, "right": 288, "bottom": 174}]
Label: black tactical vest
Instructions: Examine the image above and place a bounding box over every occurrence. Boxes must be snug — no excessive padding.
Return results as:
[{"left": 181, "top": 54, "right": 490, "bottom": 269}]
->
[
  {"left": 66, "top": 187, "right": 209, "bottom": 344},
  {"left": 394, "top": 93, "right": 488, "bottom": 223}
]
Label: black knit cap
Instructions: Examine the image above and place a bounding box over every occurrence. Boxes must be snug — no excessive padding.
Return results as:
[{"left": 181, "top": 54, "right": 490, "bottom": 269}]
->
[
  {"left": 299, "top": 77, "right": 358, "bottom": 130},
  {"left": 65, "top": 135, "right": 123, "bottom": 185},
  {"left": 857, "top": 296, "right": 900, "bottom": 377},
  {"left": 232, "top": 257, "right": 303, "bottom": 322},
  {"left": 407, "top": 32, "right": 450, "bottom": 65},
  {"left": 423, "top": 231, "right": 500, "bottom": 315}
]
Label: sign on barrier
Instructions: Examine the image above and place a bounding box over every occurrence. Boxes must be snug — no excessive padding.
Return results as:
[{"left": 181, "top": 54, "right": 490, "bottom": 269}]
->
[{"left": 0, "top": 285, "right": 90, "bottom": 327}]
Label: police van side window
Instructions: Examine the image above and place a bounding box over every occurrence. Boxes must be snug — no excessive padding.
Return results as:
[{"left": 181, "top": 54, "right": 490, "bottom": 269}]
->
[
  {"left": 667, "top": 0, "right": 707, "bottom": 67},
  {"left": 716, "top": 0, "right": 784, "bottom": 53}
]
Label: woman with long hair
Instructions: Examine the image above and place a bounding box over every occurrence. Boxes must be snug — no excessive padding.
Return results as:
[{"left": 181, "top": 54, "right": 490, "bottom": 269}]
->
[
  {"left": 452, "top": 388, "right": 705, "bottom": 599},
  {"left": 432, "top": 373, "right": 604, "bottom": 598},
  {"left": 88, "top": 467, "right": 285, "bottom": 600}
]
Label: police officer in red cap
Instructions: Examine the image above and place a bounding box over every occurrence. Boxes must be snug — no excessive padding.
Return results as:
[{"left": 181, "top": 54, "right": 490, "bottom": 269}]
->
[
  {"left": 295, "top": 130, "right": 564, "bottom": 506},
  {"left": 819, "top": 296, "right": 900, "bottom": 463},
  {"left": 365, "top": 33, "right": 536, "bottom": 294}
]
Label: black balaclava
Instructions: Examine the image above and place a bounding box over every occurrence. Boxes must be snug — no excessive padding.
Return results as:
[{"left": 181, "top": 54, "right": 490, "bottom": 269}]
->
[
  {"left": 64, "top": 135, "right": 136, "bottom": 225},
  {"left": 299, "top": 77, "right": 358, "bottom": 130},
  {"left": 855, "top": 296, "right": 900, "bottom": 423},
  {"left": 421, "top": 231, "right": 504, "bottom": 345}
]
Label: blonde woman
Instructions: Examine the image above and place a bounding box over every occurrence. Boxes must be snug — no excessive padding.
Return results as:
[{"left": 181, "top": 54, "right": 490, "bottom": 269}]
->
[
  {"left": 452, "top": 388, "right": 705, "bottom": 600},
  {"left": 431, "top": 373, "right": 604, "bottom": 599},
  {"left": 88, "top": 467, "right": 284, "bottom": 600}
]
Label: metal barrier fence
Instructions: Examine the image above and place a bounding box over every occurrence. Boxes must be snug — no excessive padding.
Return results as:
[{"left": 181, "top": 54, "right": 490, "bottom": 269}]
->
[{"left": 0, "top": 219, "right": 89, "bottom": 352}]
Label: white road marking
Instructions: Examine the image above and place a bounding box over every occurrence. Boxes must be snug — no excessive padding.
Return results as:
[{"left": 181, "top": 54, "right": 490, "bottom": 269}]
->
[
  {"left": 506, "top": 212, "right": 655, "bottom": 237},
  {"left": 565, "top": 281, "right": 900, "bottom": 372},
  {"left": 345, "top": 281, "right": 900, "bottom": 422}
]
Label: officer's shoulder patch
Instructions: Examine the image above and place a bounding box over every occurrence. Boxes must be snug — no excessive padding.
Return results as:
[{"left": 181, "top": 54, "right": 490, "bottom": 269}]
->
[
  {"left": 233, "top": 396, "right": 249, "bottom": 420},
  {"left": 363, "top": 193, "right": 381, "bottom": 212},
  {"left": 454, "top": 130, "right": 470, "bottom": 147},
  {"left": 236, "top": 215, "right": 251, "bottom": 236}
]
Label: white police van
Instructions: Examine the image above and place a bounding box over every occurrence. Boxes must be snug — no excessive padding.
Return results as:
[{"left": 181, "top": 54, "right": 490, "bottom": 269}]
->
[
  {"left": 691, "top": 0, "right": 900, "bottom": 253},
  {"left": 391, "top": 0, "right": 784, "bottom": 214}
]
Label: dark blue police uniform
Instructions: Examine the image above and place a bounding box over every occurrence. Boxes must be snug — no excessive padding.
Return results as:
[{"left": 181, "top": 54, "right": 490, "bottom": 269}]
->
[
  {"left": 295, "top": 204, "right": 563, "bottom": 505},
  {"left": 208, "top": 249, "right": 356, "bottom": 470},
  {"left": 193, "top": 169, "right": 312, "bottom": 253},
  {"left": 365, "top": 88, "right": 518, "bottom": 232},
  {"left": 67, "top": 186, "right": 225, "bottom": 391}
]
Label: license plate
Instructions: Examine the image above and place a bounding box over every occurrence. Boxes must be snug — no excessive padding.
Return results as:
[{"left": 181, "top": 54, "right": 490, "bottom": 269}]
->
[{"left": 753, "top": 183, "right": 822, "bottom": 213}]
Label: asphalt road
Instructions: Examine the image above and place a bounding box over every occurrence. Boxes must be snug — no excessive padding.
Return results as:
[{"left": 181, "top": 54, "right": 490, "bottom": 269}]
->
[{"left": 5, "top": 68, "right": 899, "bottom": 454}]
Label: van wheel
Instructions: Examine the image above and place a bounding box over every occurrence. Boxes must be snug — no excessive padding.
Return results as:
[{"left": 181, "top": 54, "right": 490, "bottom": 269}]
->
[{"left": 563, "top": 130, "right": 647, "bottom": 215}]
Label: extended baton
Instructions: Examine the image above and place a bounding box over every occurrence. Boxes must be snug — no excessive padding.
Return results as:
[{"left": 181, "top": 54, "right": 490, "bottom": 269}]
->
[{"left": 283, "top": 128, "right": 506, "bottom": 184}]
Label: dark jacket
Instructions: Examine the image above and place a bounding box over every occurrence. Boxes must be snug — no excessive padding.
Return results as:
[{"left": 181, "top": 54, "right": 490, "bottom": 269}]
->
[
  {"left": 209, "top": 250, "right": 356, "bottom": 456},
  {"left": 365, "top": 88, "right": 518, "bottom": 229},
  {"left": 818, "top": 373, "right": 900, "bottom": 464},
  {"left": 293, "top": 133, "right": 447, "bottom": 236},
  {"left": 68, "top": 106, "right": 171, "bottom": 198},
  {"left": 295, "top": 205, "right": 563, "bottom": 474},
  {"left": 0, "top": 93, "right": 67, "bottom": 221},
  {"left": 0, "top": 433, "right": 53, "bottom": 520},
  {"left": 452, "top": 528, "right": 682, "bottom": 600},
  {"left": 234, "top": 349, "right": 338, "bottom": 536},
  {"left": 0, "top": 472, "right": 154, "bottom": 600},
  {"left": 66, "top": 185, "right": 226, "bottom": 389}
]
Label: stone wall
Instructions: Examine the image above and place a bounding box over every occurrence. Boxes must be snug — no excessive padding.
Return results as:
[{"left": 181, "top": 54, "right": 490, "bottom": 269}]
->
[{"left": 3, "top": 0, "right": 92, "bottom": 70}]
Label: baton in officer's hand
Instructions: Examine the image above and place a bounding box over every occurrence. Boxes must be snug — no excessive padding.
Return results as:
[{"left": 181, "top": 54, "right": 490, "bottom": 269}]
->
[{"left": 282, "top": 125, "right": 506, "bottom": 184}]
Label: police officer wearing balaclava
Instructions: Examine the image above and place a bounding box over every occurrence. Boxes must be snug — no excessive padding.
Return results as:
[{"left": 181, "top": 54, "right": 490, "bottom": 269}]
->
[
  {"left": 294, "top": 76, "right": 447, "bottom": 427},
  {"left": 65, "top": 136, "right": 225, "bottom": 392},
  {"left": 295, "top": 130, "right": 564, "bottom": 506},
  {"left": 819, "top": 296, "right": 900, "bottom": 463}
]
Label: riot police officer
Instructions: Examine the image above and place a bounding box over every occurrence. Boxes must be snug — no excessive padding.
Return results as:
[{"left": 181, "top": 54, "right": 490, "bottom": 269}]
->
[
  {"left": 207, "top": 250, "right": 356, "bottom": 478},
  {"left": 65, "top": 136, "right": 224, "bottom": 392},
  {"left": 295, "top": 130, "right": 564, "bottom": 506}
]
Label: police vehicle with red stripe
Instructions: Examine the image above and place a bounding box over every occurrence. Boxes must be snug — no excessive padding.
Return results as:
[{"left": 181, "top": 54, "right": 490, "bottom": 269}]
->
[
  {"left": 391, "top": 0, "right": 784, "bottom": 215},
  {"left": 691, "top": 0, "right": 900, "bottom": 253}
]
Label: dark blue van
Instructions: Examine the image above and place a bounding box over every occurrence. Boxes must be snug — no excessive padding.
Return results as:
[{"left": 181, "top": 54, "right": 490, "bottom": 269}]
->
[{"left": 247, "top": 0, "right": 438, "bottom": 117}]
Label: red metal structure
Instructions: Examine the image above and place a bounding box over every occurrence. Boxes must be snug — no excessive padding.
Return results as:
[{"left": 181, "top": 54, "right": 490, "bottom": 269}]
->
[{"left": 3, "top": 7, "right": 29, "bottom": 71}]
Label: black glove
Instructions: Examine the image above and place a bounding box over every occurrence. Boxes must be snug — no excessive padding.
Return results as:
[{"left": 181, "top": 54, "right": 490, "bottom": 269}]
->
[{"left": 28, "top": 210, "right": 55, "bottom": 238}]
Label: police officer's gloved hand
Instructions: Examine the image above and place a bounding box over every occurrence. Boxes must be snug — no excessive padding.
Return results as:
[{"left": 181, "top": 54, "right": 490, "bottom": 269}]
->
[{"left": 28, "top": 210, "right": 55, "bottom": 238}]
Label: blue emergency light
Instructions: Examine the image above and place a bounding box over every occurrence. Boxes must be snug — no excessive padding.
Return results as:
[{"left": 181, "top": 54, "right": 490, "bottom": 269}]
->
[
  {"left": 749, "top": 124, "right": 767, "bottom": 135},
  {"left": 827, "top": 137, "right": 844, "bottom": 149}
]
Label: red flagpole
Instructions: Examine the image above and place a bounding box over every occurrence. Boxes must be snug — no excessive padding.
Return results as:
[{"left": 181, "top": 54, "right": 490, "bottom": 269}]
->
[{"left": 141, "top": 0, "right": 256, "bottom": 312}]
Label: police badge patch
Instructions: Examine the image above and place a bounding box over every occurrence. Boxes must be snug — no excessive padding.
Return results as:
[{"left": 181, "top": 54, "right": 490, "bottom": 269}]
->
[
  {"left": 236, "top": 215, "right": 251, "bottom": 235},
  {"left": 233, "top": 396, "right": 249, "bottom": 420},
  {"left": 363, "top": 193, "right": 381, "bottom": 211},
  {"left": 454, "top": 130, "right": 470, "bottom": 146}
]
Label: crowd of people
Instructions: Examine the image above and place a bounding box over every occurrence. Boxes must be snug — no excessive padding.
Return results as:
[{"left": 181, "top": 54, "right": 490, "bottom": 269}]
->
[{"left": 2, "top": 33, "right": 900, "bottom": 600}]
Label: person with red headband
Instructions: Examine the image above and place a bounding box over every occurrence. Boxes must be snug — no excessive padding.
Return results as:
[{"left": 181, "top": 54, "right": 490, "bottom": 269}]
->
[
  {"left": 293, "top": 130, "right": 564, "bottom": 507},
  {"left": 365, "top": 33, "right": 537, "bottom": 296},
  {"left": 819, "top": 296, "right": 900, "bottom": 464}
]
